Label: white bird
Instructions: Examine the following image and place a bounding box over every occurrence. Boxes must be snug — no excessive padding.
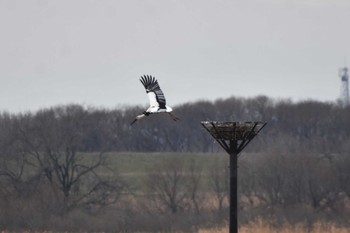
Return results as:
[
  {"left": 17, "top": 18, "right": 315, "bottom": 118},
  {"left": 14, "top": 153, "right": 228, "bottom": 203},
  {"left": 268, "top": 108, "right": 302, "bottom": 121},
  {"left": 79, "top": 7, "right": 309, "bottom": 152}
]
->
[{"left": 130, "top": 75, "right": 179, "bottom": 125}]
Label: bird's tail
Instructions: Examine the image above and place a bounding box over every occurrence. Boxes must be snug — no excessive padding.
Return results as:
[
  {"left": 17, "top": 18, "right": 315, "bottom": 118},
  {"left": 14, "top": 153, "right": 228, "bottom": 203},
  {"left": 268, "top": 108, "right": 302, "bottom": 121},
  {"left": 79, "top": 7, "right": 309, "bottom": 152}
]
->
[{"left": 165, "top": 105, "right": 173, "bottom": 112}]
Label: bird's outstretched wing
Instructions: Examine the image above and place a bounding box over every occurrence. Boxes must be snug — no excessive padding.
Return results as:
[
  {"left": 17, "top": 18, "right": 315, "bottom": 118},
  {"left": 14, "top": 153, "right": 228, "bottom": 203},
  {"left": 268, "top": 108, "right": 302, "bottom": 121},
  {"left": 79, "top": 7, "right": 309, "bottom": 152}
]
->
[{"left": 140, "top": 75, "right": 166, "bottom": 108}]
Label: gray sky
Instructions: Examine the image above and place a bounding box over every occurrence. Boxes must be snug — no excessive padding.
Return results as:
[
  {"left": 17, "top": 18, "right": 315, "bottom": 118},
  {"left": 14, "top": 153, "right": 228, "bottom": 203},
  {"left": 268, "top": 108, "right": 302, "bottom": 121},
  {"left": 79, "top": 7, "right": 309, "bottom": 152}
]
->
[{"left": 1, "top": 0, "right": 350, "bottom": 113}]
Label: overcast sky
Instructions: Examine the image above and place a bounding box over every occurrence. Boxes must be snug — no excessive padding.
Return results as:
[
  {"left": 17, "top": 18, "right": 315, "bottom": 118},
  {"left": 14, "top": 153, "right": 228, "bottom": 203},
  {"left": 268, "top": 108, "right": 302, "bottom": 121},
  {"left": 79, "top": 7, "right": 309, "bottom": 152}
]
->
[{"left": 1, "top": 0, "right": 350, "bottom": 113}]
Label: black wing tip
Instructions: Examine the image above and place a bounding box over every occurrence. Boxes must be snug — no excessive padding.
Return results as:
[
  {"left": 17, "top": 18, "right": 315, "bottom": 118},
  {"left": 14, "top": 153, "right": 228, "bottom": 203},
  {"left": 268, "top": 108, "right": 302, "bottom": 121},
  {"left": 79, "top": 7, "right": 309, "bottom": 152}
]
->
[
  {"left": 140, "top": 74, "right": 155, "bottom": 82},
  {"left": 139, "top": 75, "right": 158, "bottom": 89}
]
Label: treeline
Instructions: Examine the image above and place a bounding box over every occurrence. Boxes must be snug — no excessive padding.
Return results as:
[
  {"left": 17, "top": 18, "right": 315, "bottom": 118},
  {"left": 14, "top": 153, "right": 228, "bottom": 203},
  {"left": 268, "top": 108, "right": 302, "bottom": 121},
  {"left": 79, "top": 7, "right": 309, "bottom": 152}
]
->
[
  {"left": 2, "top": 95, "right": 350, "bottom": 153},
  {"left": 1, "top": 95, "right": 350, "bottom": 232}
]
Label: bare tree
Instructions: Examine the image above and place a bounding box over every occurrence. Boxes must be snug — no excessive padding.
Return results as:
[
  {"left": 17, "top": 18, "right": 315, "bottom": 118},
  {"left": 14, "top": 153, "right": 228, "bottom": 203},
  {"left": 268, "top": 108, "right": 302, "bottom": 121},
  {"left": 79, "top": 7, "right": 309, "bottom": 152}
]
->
[
  {"left": 334, "top": 153, "right": 350, "bottom": 199},
  {"left": 208, "top": 155, "right": 229, "bottom": 212},
  {"left": 306, "top": 155, "right": 340, "bottom": 210},
  {"left": 255, "top": 153, "right": 287, "bottom": 206},
  {"left": 14, "top": 105, "right": 124, "bottom": 214},
  {"left": 146, "top": 158, "right": 188, "bottom": 214},
  {"left": 186, "top": 158, "right": 203, "bottom": 214}
]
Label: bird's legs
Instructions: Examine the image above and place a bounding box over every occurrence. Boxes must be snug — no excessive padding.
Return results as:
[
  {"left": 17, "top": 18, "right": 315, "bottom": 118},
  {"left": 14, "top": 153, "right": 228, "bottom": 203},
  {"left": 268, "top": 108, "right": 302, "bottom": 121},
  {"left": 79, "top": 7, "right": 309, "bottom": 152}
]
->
[
  {"left": 168, "top": 112, "right": 180, "bottom": 121},
  {"left": 131, "top": 111, "right": 179, "bottom": 125}
]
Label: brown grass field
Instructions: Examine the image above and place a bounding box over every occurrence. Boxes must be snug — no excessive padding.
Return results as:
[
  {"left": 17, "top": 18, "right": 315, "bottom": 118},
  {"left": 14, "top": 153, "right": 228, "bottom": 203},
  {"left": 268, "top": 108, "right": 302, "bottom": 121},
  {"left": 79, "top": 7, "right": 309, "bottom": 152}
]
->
[
  {"left": 3, "top": 153, "right": 349, "bottom": 233},
  {"left": 198, "top": 221, "right": 350, "bottom": 233},
  {"left": 3, "top": 222, "right": 349, "bottom": 233}
]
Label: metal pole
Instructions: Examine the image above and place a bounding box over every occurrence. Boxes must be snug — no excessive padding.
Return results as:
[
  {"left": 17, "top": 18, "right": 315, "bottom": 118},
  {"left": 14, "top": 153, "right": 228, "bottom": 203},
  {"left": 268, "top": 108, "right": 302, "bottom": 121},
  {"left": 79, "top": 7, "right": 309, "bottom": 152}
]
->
[
  {"left": 229, "top": 141, "right": 238, "bottom": 233},
  {"left": 200, "top": 121, "right": 266, "bottom": 233}
]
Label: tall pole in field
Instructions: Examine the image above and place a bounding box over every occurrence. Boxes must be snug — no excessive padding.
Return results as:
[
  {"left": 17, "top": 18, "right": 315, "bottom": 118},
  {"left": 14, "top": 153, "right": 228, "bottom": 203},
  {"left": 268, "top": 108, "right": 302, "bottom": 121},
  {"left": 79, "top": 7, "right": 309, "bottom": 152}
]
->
[{"left": 201, "top": 121, "right": 266, "bottom": 233}]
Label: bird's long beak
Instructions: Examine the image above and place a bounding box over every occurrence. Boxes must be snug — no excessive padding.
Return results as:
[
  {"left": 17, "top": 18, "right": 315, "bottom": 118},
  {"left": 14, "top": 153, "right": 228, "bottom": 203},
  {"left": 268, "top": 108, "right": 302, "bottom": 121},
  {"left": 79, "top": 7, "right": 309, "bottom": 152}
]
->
[
  {"left": 130, "top": 118, "right": 138, "bottom": 125},
  {"left": 130, "top": 114, "right": 146, "bottom": 125}
]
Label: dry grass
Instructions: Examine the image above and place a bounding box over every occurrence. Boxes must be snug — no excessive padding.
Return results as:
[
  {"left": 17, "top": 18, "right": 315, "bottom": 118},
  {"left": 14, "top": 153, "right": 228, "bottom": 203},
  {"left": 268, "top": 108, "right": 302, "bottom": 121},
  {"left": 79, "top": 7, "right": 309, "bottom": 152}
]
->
[
  {"left": 1, "top": 220, "right": 349, "bottom": 233},
  {"left": 198, "top": 220, "right": 350, "bottom": 233}
]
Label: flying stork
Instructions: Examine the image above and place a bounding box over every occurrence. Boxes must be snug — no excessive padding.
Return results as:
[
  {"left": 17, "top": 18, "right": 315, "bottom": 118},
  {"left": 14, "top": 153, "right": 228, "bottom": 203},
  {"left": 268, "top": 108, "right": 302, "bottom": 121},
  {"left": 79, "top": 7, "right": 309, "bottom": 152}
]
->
[{"left": 130, "top": 75, "right": 179, "bottom": 125}]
